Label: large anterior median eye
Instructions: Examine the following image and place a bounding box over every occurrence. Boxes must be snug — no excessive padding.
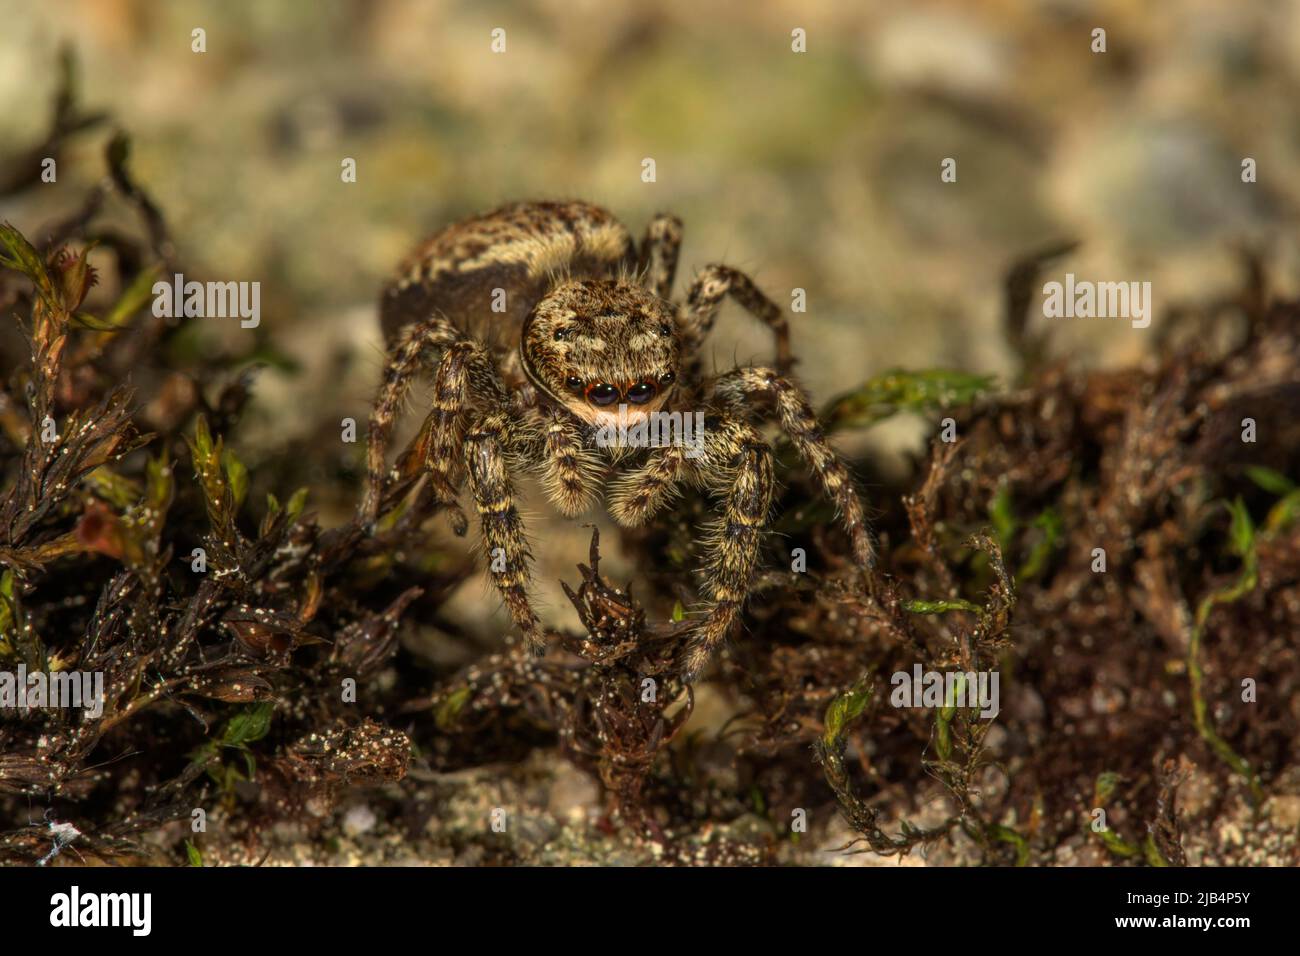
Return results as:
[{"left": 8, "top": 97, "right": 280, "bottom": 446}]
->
[
  {"left": 587, "top": 383, "right": 620, "bottom": 406},
  {"left": 626, "top": 383, "right": 656, "bottom": 404}
]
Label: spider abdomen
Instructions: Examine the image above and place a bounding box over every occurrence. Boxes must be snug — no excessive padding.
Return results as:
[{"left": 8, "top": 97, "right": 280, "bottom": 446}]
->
[{"left": 380, "top": 200, "right": 636, "bottom": 347}]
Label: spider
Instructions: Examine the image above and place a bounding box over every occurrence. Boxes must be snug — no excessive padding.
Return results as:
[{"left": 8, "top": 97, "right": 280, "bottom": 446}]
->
[{"left": 359, "top": 200, "right": 874, "bottom": 680}]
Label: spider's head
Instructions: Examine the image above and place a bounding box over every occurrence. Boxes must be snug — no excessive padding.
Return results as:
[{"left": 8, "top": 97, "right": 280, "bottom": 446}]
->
[{"left": 521, "top": 278, "right": 681, "bottom": 427}]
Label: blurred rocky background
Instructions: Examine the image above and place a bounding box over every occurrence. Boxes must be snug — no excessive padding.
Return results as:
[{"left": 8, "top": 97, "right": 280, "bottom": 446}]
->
[{"left": 5, "top": 0, "right": 1296, "bottom": 439}]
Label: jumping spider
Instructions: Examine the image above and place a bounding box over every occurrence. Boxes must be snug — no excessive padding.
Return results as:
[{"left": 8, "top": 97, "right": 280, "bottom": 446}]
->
[{"left": 360, "top": 200, "right": 874, "bottom": 680}]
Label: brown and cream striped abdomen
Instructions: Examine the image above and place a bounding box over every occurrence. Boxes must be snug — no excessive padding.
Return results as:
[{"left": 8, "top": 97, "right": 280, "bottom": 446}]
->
[{"left": 379, "top": 200, "right": 637, "bottom": 349}]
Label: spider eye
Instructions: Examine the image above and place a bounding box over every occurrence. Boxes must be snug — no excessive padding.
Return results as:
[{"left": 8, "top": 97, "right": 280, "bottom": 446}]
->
[
  {"left": 659, "top": 324, "right": 673, "bottom": 337},
  {"left": 553, "top": 327, "right": 571, "bottom": 341},
  {"left": 626, "top": 383, "right": 656, "bottom": 404},
  {"left": 565, "top": 376, "right": 583, "bottom": 391},
  {"left": 587, "top": 384, "right": 620, "bottom": 406},
  {"left": 659, "top": 372, "right": 676, "bottom": 386}
]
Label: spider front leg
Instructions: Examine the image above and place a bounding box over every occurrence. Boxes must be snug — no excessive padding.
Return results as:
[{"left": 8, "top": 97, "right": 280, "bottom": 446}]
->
[
  {"left": 711, "top": 367, "right": 875, "bottom": 570},
  {"left": 638, "top": 214, "right": 683, "bottom": 299},
  {"left": 681, "top": 420, "right": 775, "bottom": 682},
  {"left": 682, "top": 265, "right": 792, "bottom": 374},
  {"left": 537, "top": 407, "right": 603, "bottom": 518},
  {"left": 401, "top": 339, "right": 511, "bottom": 535},
  {"left": 463, "top": 411, "right": 546, "bottom": 655},
  {"left": 607, "top": 441, "right": 690, "bottom": 527},
  {"left": 359, "top": 317, "right": 461, "bottom": 528}
]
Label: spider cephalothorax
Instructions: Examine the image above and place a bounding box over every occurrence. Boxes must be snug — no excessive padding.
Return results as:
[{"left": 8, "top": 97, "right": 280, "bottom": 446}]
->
[
  {"left": 360, "top": 200, "right": 874, "bottom": 680},
  {"left": 521, "top": 279, "right": 681, "bottom": 427}
]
